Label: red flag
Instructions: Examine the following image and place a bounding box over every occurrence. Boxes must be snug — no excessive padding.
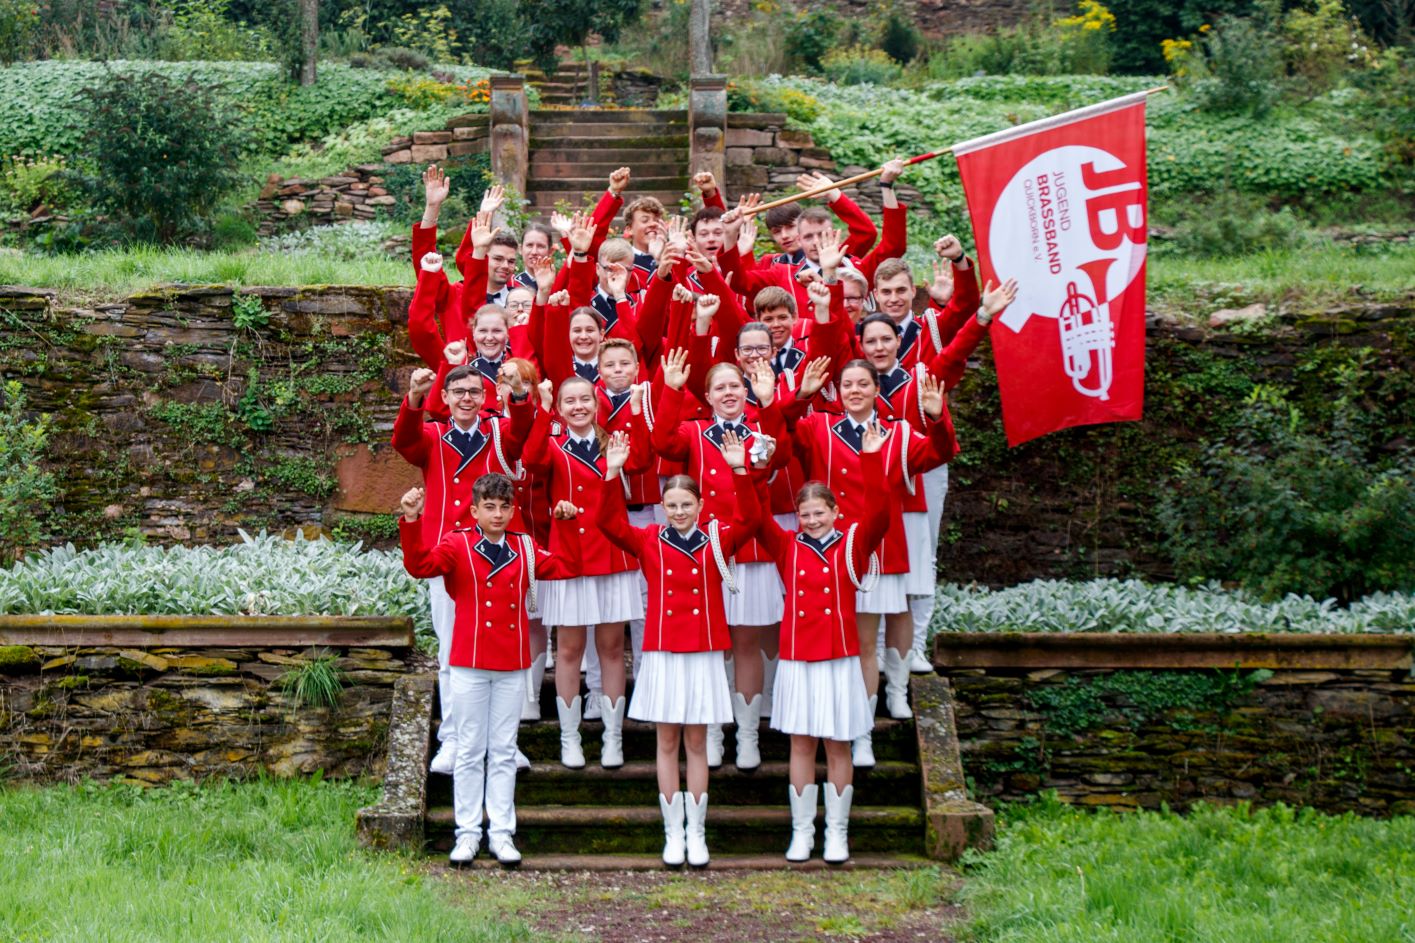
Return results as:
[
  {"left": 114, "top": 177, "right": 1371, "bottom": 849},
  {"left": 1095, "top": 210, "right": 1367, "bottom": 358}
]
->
[{"left": 954, "top": 92, "right": 1149, "bottom": 446}]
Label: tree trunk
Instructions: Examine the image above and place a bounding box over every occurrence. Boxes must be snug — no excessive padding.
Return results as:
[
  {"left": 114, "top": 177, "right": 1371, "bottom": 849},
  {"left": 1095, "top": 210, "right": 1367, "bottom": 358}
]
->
[
  {"left": 300, "top": 0, "right": 318, "bottom": 86},
  {"left": 689, "top": 0, "right": 712, "bottom": 75}
]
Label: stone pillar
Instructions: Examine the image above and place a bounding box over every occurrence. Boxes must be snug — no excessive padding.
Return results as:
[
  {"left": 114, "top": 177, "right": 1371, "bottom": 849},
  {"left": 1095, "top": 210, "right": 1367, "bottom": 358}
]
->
[
  {"left": 688, "top": 74, "right": 727, "bottom": 186},
  {"left": 489, "top": 74, "right": 529, "bottom": 202}
]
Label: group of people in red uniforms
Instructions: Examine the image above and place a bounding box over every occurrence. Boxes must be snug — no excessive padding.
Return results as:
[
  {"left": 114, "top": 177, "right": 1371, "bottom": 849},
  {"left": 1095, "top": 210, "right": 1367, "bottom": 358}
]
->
[{"left": 394, "top": 161, "right": 1018, "bottom": 869}]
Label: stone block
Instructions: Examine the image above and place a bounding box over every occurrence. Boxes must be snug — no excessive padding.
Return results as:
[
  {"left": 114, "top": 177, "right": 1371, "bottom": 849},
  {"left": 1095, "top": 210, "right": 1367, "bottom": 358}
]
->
[
  {"left": 366, "top": 195, "right": 396, "bottom": 206},
  {"left": 409, "top": 144, "right": 448, "bottom": 162},
  {"left": 727, "top": 113, "right": 787, "bottom": 129},
  {"left": 447, "top": 141, "right": 483, "bottom": 157},
  {"left": 726, "top": 128, "right": 774, "bottom": 147},
  {"left": 752, "top": 146, "right": 792, "bottom": 166},
  {"left": 412, "top": 131, "right": 453, "bottom": 144},
  {"left": 334, "top": 202, "right": 354, "bottom": 218},
  {"left": 384, "top": 149, "right": 413, "bottom": 165},
  {"left": 777, "top": 129, "right": 814, "bottom": 148},
  {"left": 725, "top": 146, "right": 755, "bottom": 167},
  {"left": 452, "top": 125, "right": 488, "bottom": 140}
]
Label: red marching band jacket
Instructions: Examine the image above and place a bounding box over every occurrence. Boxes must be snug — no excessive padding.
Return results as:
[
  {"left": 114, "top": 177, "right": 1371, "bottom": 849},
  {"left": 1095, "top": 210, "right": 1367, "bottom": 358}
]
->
[
  {"left": 400, "top": 520, "right": 580, "bottom": 670},
  {"left": 391, "top": 395, "right": 535, "bottom": 547},
  {"left": 757, "top": 450, "right": 893, "bottom": 661},
  {"left": 597, "top": 468, "right": 761, "bottom": 654}
]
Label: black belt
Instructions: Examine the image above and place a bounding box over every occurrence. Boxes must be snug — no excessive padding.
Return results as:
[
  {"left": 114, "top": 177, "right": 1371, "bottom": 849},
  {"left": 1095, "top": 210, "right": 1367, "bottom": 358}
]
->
[{"left": 626, "top": 503, "right": 650, "bottom": 512}]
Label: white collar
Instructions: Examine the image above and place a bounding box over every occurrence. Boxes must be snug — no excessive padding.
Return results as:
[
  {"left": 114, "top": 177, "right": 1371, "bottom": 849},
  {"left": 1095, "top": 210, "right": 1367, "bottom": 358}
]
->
[{"left": 567, "top": 429, "right": 596, "bottom": 445}]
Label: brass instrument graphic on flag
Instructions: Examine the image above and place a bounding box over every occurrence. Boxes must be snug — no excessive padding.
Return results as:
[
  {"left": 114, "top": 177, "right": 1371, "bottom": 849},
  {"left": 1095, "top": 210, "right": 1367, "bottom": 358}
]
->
[{"left": 1058, "top": 258, "right": 1116, "bottom": 401}]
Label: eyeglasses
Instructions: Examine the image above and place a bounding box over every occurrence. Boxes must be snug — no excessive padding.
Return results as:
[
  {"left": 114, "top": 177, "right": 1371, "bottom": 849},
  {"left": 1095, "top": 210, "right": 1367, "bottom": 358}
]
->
[
  {"left": 738, "top": 345, "right": 772, "bottom": 356},
  {"left": 447, "top": 387, "right": 483, "bottom": 399}
]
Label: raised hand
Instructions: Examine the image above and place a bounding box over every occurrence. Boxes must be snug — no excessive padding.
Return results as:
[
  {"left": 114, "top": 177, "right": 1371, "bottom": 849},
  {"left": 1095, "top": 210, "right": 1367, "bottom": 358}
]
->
[
  {"left": 567, "top": 212, "right": 594, "bottom": 255},
  {"left": 422, "top": 166, "right": 450, "bottom": 208},
  {"left": 605, "top": 262, "right": 630, "bottom": 300},
  {"left": 608, "top": 166, "right": 631, "bottom": 195},
  {"left": 798, "top": 355, "right": 832, "bottom": 399},
  {"left": 480, "top": 183, "right": 506, "bottom": 215},
  {"left": 408, "top": 367, "right": 436, "bottom": 401},
  {"left": 692, "top": 170, "right": 718, "bottom": 195},
  {"left": 748, "top": 359, "right": 776, "bottom": 407},
  {"left": 861, "top": 420, "right": 887, "bottom": 454},
  {"left": 470, "top": 210, "right": 498, "bottom": 253},
  {"left": 662, "top": 347, "right": 691, "bottom": 391},
  {"left": 751, "top": 431, "right": 777, "bottom": 469},
  {"left": 537, "top": 378, "right": 554, "bottom": 411},
  {"left": 605, "top": 429, "right": 631, "bottom": 474},
  {"left": 796, "top": 171, "right": 841, "bottom": 203},
  {"left": 400, "top": 487, "right": 426, "bottom": 521},
  {"left": 933, "top": 234, "right": 964, "bottom": 262},
  {"left": 695, "top": 292, "right": 720, "bottom": 321},
  {"left": 498, "top": 362, "right": 527, "bottom": 397},
  {"left": 684, "top": 247, "right": 713, "bottom": 273},
  {"left": 816, "top": 225, "right": 846, "bottom": 275},
  {"left": 657, "top": 239, "right": 684, "bottom": 275},
  {"left": 630, "top": 382, "right": 645, "bottom": 415},
  {"left": 646, "top": 228, "right": 666, "bottom": 260},
  {"left": 443, "top": 339, "right": 469, "bottom": 365},
  {"left": 547, "top": 289, "right": 570, "bottom": 308},
  {"left": 919, "top": 369, "right": 944, "bottom": 419},
  {"left": 806, "top": 278, "right": 832, "bottom": 321},
  {"left": 928, "top": 260, "right": 955, "bottom": 306},
  {"left": 420, "top": 251, "right": 444, "bottom": 273},
  {"left": 719, "top": 429, "right": 748, "bottom": 471},
  {"left": 549, "top": 210, "right": 573, "bottom": 237},
  {"left": 665, "top": 214, "right": 687, "bottom": 244},
  {"left": 880, "top": 157, "right": 905, "bottom": 184},
  {"left": 672, "top": 283, "right": 697, "bottom": 305},
  {"left": 530, "top": 252, "right": 555, "bottom": 288},
  {"left": 978, "top": 277, "right": 1019, "bottom": 326},
  {"left": 551, "top": 499, "right": 578, "bottom": 520}
]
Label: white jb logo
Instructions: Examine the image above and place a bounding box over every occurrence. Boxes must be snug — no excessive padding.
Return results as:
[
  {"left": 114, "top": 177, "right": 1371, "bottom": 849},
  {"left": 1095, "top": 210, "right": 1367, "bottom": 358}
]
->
[{"left": 990, "top": 145, "right": 1146, "bottom": 401}]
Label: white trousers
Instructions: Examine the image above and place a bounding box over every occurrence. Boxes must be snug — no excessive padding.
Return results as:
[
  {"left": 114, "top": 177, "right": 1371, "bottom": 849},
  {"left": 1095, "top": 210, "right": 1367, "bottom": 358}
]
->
[
  {"left": 625, "top": 505, "right": 661, "bottom": 677},
  {"left": 908, "top": 465, "right": 949, "bottom": 651},
  {"left": 429, "top": 576, "right": 458, "bottom": 743},
  {"left": 449, "top": 666, "right": 522, "bottom": 844}
]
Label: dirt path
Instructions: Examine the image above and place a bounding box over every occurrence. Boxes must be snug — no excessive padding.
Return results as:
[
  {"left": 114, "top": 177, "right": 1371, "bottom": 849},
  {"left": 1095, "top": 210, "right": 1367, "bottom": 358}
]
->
[{"left": 441, "top": 867, "right": 963, "bottom": 943}]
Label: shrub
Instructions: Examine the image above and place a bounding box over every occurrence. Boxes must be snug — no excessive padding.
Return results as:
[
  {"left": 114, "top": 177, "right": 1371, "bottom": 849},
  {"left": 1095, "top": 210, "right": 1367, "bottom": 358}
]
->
[
  {"left": 277, "top": 649, "right": 347, "bottom": 708},
  {"left": 1157, "top": 385, "right": 1415, "bottom": 603},
  {"left": 1052, "top": 0, "right": 1116, "bottom": 74},
  {"left": 726, "top": 79, "right": 822, "bottom": 122},
  {"left": 157, "top": 0, "right": 274, "bottom": 61},
  {"left": 210, "top": 211, "right": 259, "bottom": 250},
  {"left": 820, "top": 45, "right": 903, "bottom": 86},
  {"left": 878, "top": 6, "right": 921, "bottom": 64},
  {"left": 0, "top": 0, "right": 40, "bottom": 64},
  {"left": 76, "top": 69, "right": 242, "bottom": 243},
  {"left": 389, "top": 5, "right": 461, "bottom": 64},
  {"left": 785, "top": 8, "right": 837, "bottom": 72},
  {"left": 259, "top": 221, "right": 402, "bottom": 261},
  {"left": 1185, "top": 14, "right": 1284, "bottom": 116},
  {"left": 1281, "top": 0, "right": 1376, "bottom": 95},
  {"left": 0, "top": 381, "right": 56, "bottom": 563},
  {"left": 0, "top": 155, "right": 77, "bottom": 217},
  {"left": 1155, "top": 192, "right": 1308, "bottom": 257},
  {"left": 377, "top": 45, "right": 431, "bottom": 72}
]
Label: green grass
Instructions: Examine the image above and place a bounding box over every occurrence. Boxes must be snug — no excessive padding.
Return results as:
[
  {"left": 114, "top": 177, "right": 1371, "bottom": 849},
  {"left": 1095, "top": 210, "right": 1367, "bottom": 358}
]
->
[
  {"left": 959, "top": 797, "right": 1415, "bottom": 943},
  {"left": 0, "top": 778, "right": 533, "bottom": 942}
]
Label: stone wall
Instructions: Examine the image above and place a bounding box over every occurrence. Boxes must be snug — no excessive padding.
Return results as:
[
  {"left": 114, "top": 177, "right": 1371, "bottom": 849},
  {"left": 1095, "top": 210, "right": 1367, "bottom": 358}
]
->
[
  {"left": 0, "top": 617, "right": 418, "bottom": 784},
  {"left": 725, "top": 113, "right": 928, "bottom": 219},
  {"left": 937, "top": 635, "right": 1415, "bottom": 815}
]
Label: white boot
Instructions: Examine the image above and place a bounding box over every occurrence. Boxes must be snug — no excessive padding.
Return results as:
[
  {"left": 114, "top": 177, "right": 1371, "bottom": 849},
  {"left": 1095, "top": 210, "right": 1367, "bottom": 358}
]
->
[
  {"left": 882, "top": 648, "right": 912, "bottom": 720},
  {"left": 599, "top": 694, "right": 626, "bottom": 769},
  {"left": 684, "top": 792, "right": 710, "bottom": 867},
  {"left": 521, "top": 652, "right": 546, "bottom": 721},
  {"left": 659, "top": 792, "right": 686, "bottom": 868},
  {"left": 429, "top": 740, "right": 457, "bottom": 775},
  {"left": 851, "top": 696, "right": 877, "bottom": 768},
  {"left": 732, "top": 692, "right": 762, "bottom": 770},
  {"left": 761, "top": 654, "right": 779, "bottom": 719},
  {"left": 785, "top": 783, "right": 818, "bottom": 862},
  {"left": 908, "top": 595, "right": 935, "bottom": 673},
  {"left": 823, "top": 782, "right": 853, "bottom": 864},
  {"left": 555, "top": 695, "right": 585, "bottom": 768},
  {"left": 706, "top": 724, "right": 724, "bottom": 768}
]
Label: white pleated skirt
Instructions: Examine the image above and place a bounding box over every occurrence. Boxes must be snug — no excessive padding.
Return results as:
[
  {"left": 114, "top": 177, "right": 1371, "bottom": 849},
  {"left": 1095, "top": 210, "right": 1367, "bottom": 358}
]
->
[
  {"left": 856, "top": 572, "right": 910, "bottom": 614},
  {"left": 540, "top": 571, "right": 645, "bottom": 627},
  {"left": 769, "top": 656, "right": 872, "bottom": 741},
  {"left": 628, "top": 650, "right": 733, "bottom": 725},
  {"left": 722, "top": 561, "right": 784, "bottom": 626},
  {"left": 903, "top": 510, "right": 936, "bottom": 596}
]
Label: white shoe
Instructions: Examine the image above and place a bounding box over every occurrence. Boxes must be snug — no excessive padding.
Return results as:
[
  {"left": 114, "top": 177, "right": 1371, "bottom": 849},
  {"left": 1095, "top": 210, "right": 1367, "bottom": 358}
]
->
[
  {"left": 660, "top": 792, "right": 686, "bottom": 868},
  {"left": 556, "top": 695, "right": 585, "bottom": 768},
  {"left": 584, "top": 691, "right": 602, "bottom": 720},
  {"left": 521, "top": 653, "right": 546, "bottom": 721},
  {"left": 882, "top": 648, "right": 912, "bottom": 720},
  {"left": 705, "top": 723, "right": 724, "bottom": 768},
  {"left": 684, "top": 792, "right": 710, "bottom": 867},
  {"left": 732, "top": 692, "right": 762, "bottom": 770},
  {"left": 823, "top": 783, "right": 853, "bottom": 864},
  {"left": 785, "top": 783, "right": 818, "bottom": 862},
  {"left": 515, "top": 748, "right": 531, "bottom": 771},
  {"left": 599, "top": 694, "right": 626, "bottom": 769},
  {"left": 761, "top": 654, "right": 779, "bottom": 719},
  {"left": 449, "top": 833, "right": 478, "bottom": 865},
  {"left": 851, "top": 696, "right": 877, "bottom": 768},
  {"left": 430, "top": 740, "right": 457, "bottom": 775},
  {"left": 907, "top": 647, "right": 933, "bottom": 674},
  {"left": 488, "top": 835, "right": 521, "bottom": 868}
]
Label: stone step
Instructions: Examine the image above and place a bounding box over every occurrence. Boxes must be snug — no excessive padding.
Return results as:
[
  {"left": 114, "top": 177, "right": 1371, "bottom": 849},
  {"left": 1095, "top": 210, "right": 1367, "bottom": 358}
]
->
[
  {"left": 436, "top": 715, "right": 918, "bottom": 765},
  {"left": 426, "top": 759, "right": 922, "bottom": 808},
  {"left": 426, "top": 804, "right": 925, "bottom": 855},
  {"left": 531, "top": 133, "right": 689, "bottom": 148},
  {"left": 529, "top": 159, "right": 687, "bottom": 179},
  {"left": 531, "top": 146, "right": 686, "bottom": 165},
  {"left": 529, "top": 176, "right": 691, "bottom": 192},
  {"left": 522, "top": 193, "right": 688, "bottom": 216},
  {"left": 530, "top": 109, "right": 685, "bottom": 124},
  {"left": 428, "top": 852, "right": 934, "bottom": 871}
]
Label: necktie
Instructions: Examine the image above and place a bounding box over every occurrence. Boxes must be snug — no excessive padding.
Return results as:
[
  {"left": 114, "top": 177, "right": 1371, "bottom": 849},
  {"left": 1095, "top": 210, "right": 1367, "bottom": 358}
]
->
[
  {"left": 480, "top": 540, "right": 504, "bottom": 568},
  {"left": 450, "top": 426, "right": 481, "bottom": 455},
  {"left": 574, "top": 360, "right": 598, "bottom": 381},
  {"left": 568, "top": 437, "right": 598, "bottom": 462}
]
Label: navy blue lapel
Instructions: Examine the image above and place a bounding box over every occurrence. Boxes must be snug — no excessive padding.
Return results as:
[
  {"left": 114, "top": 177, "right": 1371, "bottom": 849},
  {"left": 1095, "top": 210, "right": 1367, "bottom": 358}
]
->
[
  {"left": 660, "top": 526, "right": 709, "bottom": 560},
  {"left": 797, "top": 530, "right": 842, "bottom": 562},
  {"left": 592, "top": 291, "right": 619, "bottom": 332},
  {"left": 878, "top": 366, "right": 911, "bottom": 406},
  {"left": 702, "top": 420, "right": 752, "bottom": 452},
  {"left": 561, "top": 436, "right": 601, "bottom": 475},
  {"left": 474, "top": 536, "right": 518, "bottom": 579},
  {"left": 605, "top": 389, "right": 633, "bottom": 422},
  {"left": 830, "top": 417, "right": 863, "bottom": 454},
  {"left": 898, "top": 319, "right": 921, "bottom": 359},
  {"left": 443, "top": 423, "right": 488, "bottom": 476}
]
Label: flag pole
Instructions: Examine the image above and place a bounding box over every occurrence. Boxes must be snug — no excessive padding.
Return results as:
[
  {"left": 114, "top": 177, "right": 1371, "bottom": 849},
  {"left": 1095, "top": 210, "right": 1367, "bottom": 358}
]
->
[{"left": 741, "top": 86, "right": 1169, "bottom": 217}]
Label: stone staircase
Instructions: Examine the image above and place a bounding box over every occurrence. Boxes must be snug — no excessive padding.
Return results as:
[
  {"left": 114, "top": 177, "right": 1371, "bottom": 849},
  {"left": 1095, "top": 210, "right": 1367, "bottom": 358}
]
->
[
  {"left": 357, "top": 666, "right": 994, "bottom": 871},
  {"left": 525, "top": 109, "right": 691, "bottom": 220},
  {"left": 523, "top": 61, "right": 605, "bottom": 107}
]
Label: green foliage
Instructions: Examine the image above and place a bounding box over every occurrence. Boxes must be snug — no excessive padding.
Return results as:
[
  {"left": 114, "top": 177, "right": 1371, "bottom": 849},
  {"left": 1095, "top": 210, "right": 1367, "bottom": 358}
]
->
[
  {"left": 1157, "top": 385, "right": 1415, "bottom": 602},
  {"left": 209, "top": 212, "right": 259, "bottom": 250},
  {"left": 0, "top": 381, "right": 56, "bottom": 563},
  {"left": 0, "top": 0, "right": 39, "bottom": 65},
  {"left": 784, "top": 8, "right": 837, "bottom": 72},
  {"left": 381, "top": 155, "right": 490, "bottom": 228},
  {"left": 726, "top": 78, "right": 822, "bottom": 122},
  {"left": 877, "top": 6, "right": 921, "bottom": 64},
  {"left": 1027, "top": 669, "right": 1271, "bottom": 737},
  {"left": 388, "top": 4, "right": 461, "bottom": 63},
  {"left": 277, "top": 648, "right": 346, "bottom": 708},
  {"left": 157, "top": 0, "right": 274, "bottom": 61},
  {"left": 1182, "top": 13, "right": 1285, "bottom": 117},
  {"left": 264, "top": 455, "right": 337, "bottom": 500},
  {"left": 820, "top": 45, "right": 903, "bottom": 86},
  {"left": 230, "top": 292, "right": 269, "bottom": 331},
  {"left": 0, "top": 531, "right": 430, "bottom": 636},
  {"left": 0, "top": 778, "right": 528, "bottom": 940},
  {"left": 518, "top": 0, "right": 644, "bottom": 73},
  {"left": 1153, "top": 192, "right": 1308, "bottom": 257},
  {"left": 929, "top": 579, "right": 1415, "bottom": 636},
  {"left": 961, "top": 801, "right": 1415, "bottom": 942},
  {"left": 147, "top": 401, "right": 238, "bottom": 448},
  {"left": 76, "top": 69, "right": 242, "bottom": 243},
  {"left": 258, "top": 221, "right": 401, "bottom": 262},
  {"left": 0, "top": 155, "right": 77, "bottom": 218},
  {"left": 327, "top": 512, "right": 400, "bottom": 544}
]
